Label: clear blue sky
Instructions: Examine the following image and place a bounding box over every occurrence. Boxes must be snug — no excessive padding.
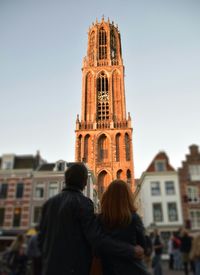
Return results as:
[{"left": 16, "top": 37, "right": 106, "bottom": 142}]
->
[{"left": 0, "top": 0, "right": 200, "bottom": 177}]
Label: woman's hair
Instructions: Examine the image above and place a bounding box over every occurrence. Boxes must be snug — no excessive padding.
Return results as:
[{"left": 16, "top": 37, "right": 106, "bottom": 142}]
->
[{"left": 100, "top": 180, "right": 136, "bottom": 229}]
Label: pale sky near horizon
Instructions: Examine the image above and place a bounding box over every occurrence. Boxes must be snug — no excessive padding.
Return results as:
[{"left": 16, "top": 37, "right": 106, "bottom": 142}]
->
[{"left": 0, "top": 0, "right": 200, "bottom": 178}]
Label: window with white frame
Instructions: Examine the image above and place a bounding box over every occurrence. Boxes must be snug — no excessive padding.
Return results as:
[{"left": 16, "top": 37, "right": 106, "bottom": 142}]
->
[
  {"left": 49, "top": 182, "right": 59, "bottom": 198},
  {"left": 34, "top": 183, "right": 45, "bottom": 199},
  {"left": 155, "top": 161, "right": 166, "bottom": 172},
  {"left": 189, "top": 165, "right": 200, "bottom": 181},
  {"left": 190, "top": 210, "right": 200, "bottom": 229},
  {"left": 165, "top": 181, "right": 175, "bottom": 195},
  {"left": 167, "top": 202, "right": 178, "bottom": 221},
  {"left": 187, "top": 186, "right": 199, "bottom": 203},
  {"left": 153, "top": 203, "right": 163, "bottom": 222},
  {"left": 151, "top": 182, "right": 161, "bottom": 196}
]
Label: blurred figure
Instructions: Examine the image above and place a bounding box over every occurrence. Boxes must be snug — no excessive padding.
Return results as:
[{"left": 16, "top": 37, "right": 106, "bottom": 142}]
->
[
  {"left": 98, "top": 180, "right": 148, "bottom": 275},
  {"left": 144, "top": 232, "right": 153, "bottom": 271},
  {"left": 168, "top": 233, "right": 174, "bottom": 270},
  {"left": 190, "top": 234, "right": 200, "bottom": 275},
  {"left": 27, "top": 225, "right": 42, "bottom": 275},
  {"left": 180, "top": 229, "right": 193, "bottom": 275},
  {"left": 172, "top": 231, "right": 182, "bottom": 270},
  {"left": 6, "top": 234, "right": 27, "bottom": 275},
  {"left": 152, "top": 229, "right": 163, "bottom": 275}
]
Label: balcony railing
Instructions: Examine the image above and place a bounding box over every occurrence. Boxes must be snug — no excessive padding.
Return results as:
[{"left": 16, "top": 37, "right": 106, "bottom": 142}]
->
[{"left": 76, "top": 120, "right": 130, "bottom": 130}]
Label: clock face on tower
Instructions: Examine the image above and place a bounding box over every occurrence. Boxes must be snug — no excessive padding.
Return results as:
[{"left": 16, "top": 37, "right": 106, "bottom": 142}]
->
[{"left": 98, "top": 91, "right": 109, "bottom": 101}]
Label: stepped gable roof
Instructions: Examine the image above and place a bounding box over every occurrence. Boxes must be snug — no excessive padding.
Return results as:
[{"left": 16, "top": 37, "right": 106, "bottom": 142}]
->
[
  {"left": 37, "top": 163, "right": 55, "bottom": 171},
  {"left": 146, "top": 151, "right": 175, "bottom": 172}
]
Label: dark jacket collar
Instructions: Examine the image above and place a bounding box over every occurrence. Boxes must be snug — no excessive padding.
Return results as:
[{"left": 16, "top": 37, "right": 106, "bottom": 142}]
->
[{"left": 62, "top": 185, "right": 83, "bottom": 194}]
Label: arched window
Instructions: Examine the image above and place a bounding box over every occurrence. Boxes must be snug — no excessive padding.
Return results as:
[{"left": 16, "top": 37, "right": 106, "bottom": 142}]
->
[
  {"left": 78, "top": 135, "right": 82, "bottom": 161},
  {"left": 99, "top": 27, "right": 107, "bottom": 60},
  {"left": 98, "top": 170, "right": 108, "bottom": 196},
  {"left": 89, "top": 31, "right": 95, "bottom": 65},
  {"left": 85, "top": 73, "right": 92, "bottom": 121},
  {"left": 117, "top": 169, "right": 122, "bottom": 179},
  {"left": 115, "top": 133, "right": 120, "bottom": 162},
  {"left": 110, "top": 30, "right": 117, "bottom": 62},
  {"left": 127, "top": 169, "right": 131, "bottom": 184},
  {"left": 98, "top": 134, "right": 108, "bottom": 162},
  {"left": 125, "top": 133, "right": 130, "bottom": 161},
  {"left": 112, "top": 70, "right": 121, "bottom": 120},
  {"left": 97, "top": 72, "right": 109, "bottom": 120},
  {"left": 84, "top": 135, "right": 90, "bottom": 163}
]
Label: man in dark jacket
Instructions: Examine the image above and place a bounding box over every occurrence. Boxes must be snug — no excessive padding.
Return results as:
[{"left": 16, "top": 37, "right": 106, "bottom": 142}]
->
[{"left": 39, "top": 163, "right": 144, "bottom": 275}]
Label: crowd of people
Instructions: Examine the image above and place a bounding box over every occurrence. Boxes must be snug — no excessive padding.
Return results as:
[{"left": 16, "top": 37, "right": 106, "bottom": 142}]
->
[
  {"left": 0, "top": 163, "right": 199, "bottom": 275},
  {"left": 167, "top": 228, "right": 200, "bottom": 275}
]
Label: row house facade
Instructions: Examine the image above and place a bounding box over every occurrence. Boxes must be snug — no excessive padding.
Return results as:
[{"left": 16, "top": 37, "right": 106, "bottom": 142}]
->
[
  {"left": 0, "top": 152, "right": 44, "bottom": 247},
  {"left": 0, "top": 154, "right": 96, "bottom": 249},
  {"left": 140, "top": 152, "right": 183, "bottom": 254},
  {"left": 178, "top": 144, "right": 200, "bottom": 232}
]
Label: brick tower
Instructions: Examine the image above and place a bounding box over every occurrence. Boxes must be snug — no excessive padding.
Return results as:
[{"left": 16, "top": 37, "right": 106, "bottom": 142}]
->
[{"left": 75, "top": 17, "right": 135, "bottom": 196}]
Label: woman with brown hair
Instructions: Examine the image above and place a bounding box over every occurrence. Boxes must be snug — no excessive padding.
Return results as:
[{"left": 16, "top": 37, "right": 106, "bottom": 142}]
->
[{"left": 98, "top": 179, "right": 149, "bottom": 275}]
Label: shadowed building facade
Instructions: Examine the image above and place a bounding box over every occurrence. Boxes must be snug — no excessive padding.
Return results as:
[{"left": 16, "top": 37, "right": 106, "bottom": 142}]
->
[{"left": 75, "top": 18, "right": 135, "bottom": 196}]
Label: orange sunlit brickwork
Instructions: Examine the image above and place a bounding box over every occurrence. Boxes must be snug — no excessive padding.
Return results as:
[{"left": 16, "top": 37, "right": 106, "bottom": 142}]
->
[{"left": 75, "top": 18, "right": 135, "bottom": 197}]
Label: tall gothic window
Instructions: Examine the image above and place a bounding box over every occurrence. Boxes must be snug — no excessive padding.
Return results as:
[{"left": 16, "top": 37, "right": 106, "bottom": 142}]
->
[
  {"left": 89, "top": 31, "right": 95, "bottom": 65},
  {"left": 97, "top": 72, "right": 109, "bottom": 120},
  {"left": 78, "top": 135, "right": 82, "bottom": 161},
  {"left": 98, "top": 134, "right": 108, "bottom": 162},
  {"left": 110, "top": 30, "right": 117, "bottom": 62},
  {"left": 116, "top": 133, "right": 120, "bottom": 162},
  {"left": 85, "top": 73, "right": 92, "bottom": 121},
  {"left": 125, "top": 133, "right": 130, "bottom": 161},
  {"left": 99, "top": 27, "right": 107, "bottom": 60},
  {"left": 84, "top": 135, "right": 90, "bottom": 163},
  {"left": 112, "top": 70, "right": 121, "bottom": 120}
]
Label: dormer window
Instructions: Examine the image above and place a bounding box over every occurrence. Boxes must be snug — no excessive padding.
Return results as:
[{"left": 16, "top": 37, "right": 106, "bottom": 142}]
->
[
  {"left": 55, "top": 161, "right": 66, "bottom": 172},
  {"left": 1, "top": 154, "right": 14, "bottom": 170},
  {"left": 155, "top": 160, "right": 166, "bottom": 172}
]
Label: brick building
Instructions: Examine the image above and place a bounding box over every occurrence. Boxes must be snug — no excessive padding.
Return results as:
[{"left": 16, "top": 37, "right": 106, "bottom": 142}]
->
[
  {"left": 0, "top": 152, "right": 44, "bottom": 246},
  {"left": 75, "top": 17, "right": 135, "bottom": 196},
  {"left": 178, "top": 144, "right": 200, "bottom": 232}
]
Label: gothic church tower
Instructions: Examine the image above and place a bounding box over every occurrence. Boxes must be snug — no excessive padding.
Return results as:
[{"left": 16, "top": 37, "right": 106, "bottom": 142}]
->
[{"left": 75, "top": 17, "right": 135, "bottom": 195}]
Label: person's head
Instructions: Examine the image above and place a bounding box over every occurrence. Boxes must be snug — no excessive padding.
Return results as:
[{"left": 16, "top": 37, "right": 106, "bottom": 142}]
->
[
  {"left": 181, "top": 228, "right": 189, "bottom": 237},
  {"left": 154, "top": 228, "right": 159, "bottom": 236},
  {"left": 100, "top": 179, "right": 136, "bottom": 229},
  {"left": 64, "top": 163, "right": 88, "bottom": 191}
]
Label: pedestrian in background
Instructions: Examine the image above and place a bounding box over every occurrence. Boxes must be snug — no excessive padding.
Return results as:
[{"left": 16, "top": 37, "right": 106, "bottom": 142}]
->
[
  {"left": 144, "top": 232, "right": 153, "bottom": 271},
  {"left": 172, "top": 231, "right": 182, "bottom": 270},
  {"left": 6, "top": 234, "right": 27, "bottom": 275},
  {"left": 190, "top": 234, "right": 200, "bottom": 275},
  {"left": 27, "top": 225, "right": 42, "bottom": 275},
  {"left": 180, "top": 229, "right": 193, "bottom": 275},
  {"left": 168, "top": 233, "right": 174, "bottom": 270},
  {"left": 152, "top": 229, "right": 163, "bottom": 275}
]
